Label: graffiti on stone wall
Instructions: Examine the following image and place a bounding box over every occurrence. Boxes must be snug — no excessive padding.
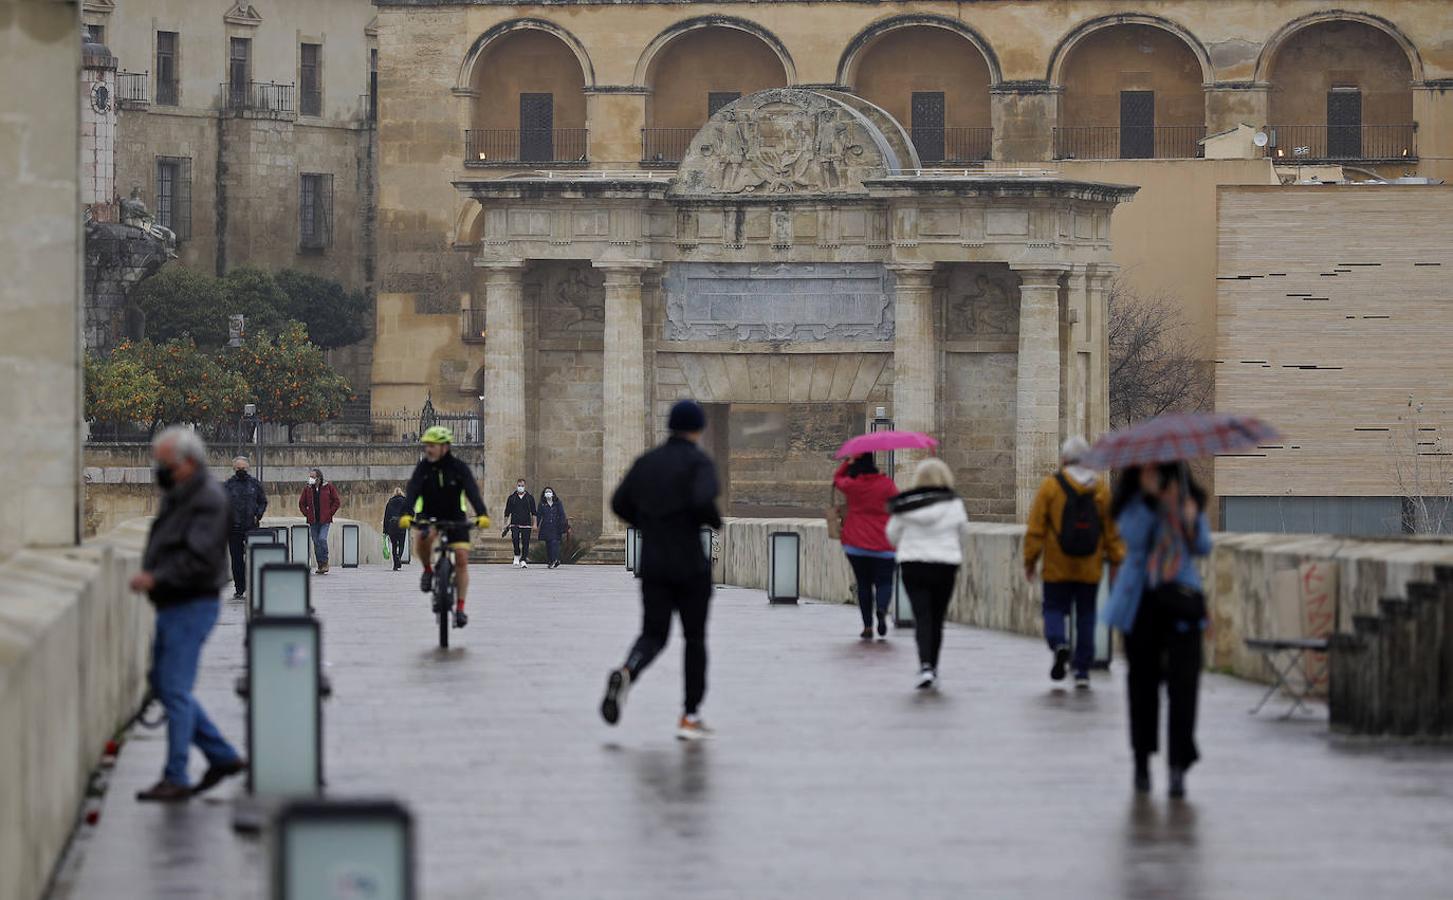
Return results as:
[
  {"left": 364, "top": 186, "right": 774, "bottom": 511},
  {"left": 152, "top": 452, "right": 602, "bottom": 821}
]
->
[{"left": 663, "top": 262, "right": 893, "bottom": 342}]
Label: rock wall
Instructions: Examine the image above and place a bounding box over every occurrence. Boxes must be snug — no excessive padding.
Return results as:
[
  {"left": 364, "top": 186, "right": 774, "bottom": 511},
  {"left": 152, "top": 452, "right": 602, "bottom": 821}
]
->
[{"left": 717, "top": 518, "right": 1453, "bottom": 684}]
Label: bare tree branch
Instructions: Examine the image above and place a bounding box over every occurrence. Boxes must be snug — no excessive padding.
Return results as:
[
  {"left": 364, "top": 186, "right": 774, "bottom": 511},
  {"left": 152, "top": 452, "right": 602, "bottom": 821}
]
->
[
  {"left": 1108, "top": 279, "right": 1213, "bottom": 429},
  {"left": 1386, "top": 396, "right": 1453, "bottom": 534}
]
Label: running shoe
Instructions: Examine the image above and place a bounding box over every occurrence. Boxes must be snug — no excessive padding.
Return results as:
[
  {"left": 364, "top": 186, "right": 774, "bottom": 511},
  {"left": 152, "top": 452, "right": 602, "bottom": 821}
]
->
[
  {"left": 1074, "top": 674, "right": 1091, "bottom": 691},
  {"left": 915, "top": 666, "right": 937, "bottom": 691},
  {"left": 676, "top": 714, "right": 714, "bottom": 741},
  {"left": 521, "top": 560, "right": 530, "bottom": 569},
  {"left": 419, "top": 569, "right": 433, "bottom": 593},
  {"left": 1168, "top": 766, "right": 1187, "bottom": 799},
  {"left": 601, "top": 667, "right": 631, "bottom": 725},
  {"left": 877, "top": 609, "right": 888, "bottom": 637},
  {"left": 1050, "top": 645, "right": 1070, "bottom": 681}
]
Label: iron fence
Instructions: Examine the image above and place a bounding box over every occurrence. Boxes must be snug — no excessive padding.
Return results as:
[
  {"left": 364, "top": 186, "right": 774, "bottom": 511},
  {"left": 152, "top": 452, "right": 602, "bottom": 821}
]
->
[
  {"left": 911, "top": 126, "right": 993, "bottom": 164},
  {"left": 640, "top": 128, "right": 697, "bottom": 166},
  {"left": 222, "top": 81, "right": 295, "bottom": 116},
  {"left": 116, "top": 71, "right": 149, "bottom": 106},
  {"left": 86, "top": 409, "right": 483, "bottom": 447},
  {"left": 1263, "top": 124, "right": 1417, "bottom": 162},
  {"left": 1054, "top": 125, "right": 1206, "bottom": 160},
  {"left": 464, "top": 129, "right": 589, "bottom": 166}
]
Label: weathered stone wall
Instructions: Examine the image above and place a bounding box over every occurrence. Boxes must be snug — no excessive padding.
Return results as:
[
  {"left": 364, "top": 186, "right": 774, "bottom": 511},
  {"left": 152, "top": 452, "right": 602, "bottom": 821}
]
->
[{"left": 716, "top": 517, "right": 1453, "bottom": 684}]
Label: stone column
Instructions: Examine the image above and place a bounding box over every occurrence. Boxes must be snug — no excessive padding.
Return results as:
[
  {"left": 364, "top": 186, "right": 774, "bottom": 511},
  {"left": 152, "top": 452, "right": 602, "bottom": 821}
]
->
[
  {"left": 476, "top": 260, "right": 527, "bottom": 515},
  {"left": 1012, "top": 267, "right": 1067, "bottom": 518},
  {"left": 1061, "top": 267, "right": 1088, "bottom": 443},
  {"left": 595, "top": 261, "right": 654, "bottom": 536},
  {"left": 1087, "top": 266, "right": 1117, "bottom": 440},
  {"left": 890, "top": 264, "right": 937, "bottom": 483}
]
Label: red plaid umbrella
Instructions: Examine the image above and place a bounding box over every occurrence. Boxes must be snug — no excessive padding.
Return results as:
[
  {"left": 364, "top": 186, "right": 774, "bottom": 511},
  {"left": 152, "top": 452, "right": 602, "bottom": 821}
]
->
[{"left": 1081, "top": 413, "right": 1280, "bottom": 470}]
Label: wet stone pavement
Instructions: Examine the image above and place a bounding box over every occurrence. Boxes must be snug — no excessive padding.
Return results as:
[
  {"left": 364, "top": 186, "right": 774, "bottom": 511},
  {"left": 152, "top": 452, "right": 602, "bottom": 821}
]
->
[{"left": 52, "top": 563, "right": 1453, "bottom": 899}]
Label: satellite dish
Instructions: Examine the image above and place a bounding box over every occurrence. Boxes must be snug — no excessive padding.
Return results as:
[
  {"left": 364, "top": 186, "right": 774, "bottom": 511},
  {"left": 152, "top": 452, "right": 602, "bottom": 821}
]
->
[{"left": 1253, "top": 131, "right": 1269, "bottom": 148}]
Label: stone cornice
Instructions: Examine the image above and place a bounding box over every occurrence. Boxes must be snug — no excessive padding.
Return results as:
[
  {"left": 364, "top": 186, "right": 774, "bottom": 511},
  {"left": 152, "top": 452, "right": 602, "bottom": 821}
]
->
[{"left": 864, "top": 177, "right": 1138, "bottom": 205}]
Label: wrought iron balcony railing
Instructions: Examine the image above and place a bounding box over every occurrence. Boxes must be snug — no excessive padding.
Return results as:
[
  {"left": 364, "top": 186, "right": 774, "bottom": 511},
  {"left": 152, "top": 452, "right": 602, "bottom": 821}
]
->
[
  {"left": 1263, "top": 124, "right": 1417, "bottom": 163},
  {"left": 461, "top": 308, "right": 487, "bottom": 343},
  {"left": 464, "top": 129, "right": 589, "bottom": 166},
  {"left": 911, "top": 126, "right": 993, "bottom": 164},
  {"left": 221, "top": 81, "right": 295, "bottom": 116},
  {"left": 1054, "top": 125, "right": 1206, "bottom": 160},
  {"left": 116, "top": 71, "right": 149, "bottom": 107},
  {"left": 640, "top": 128, "right": 697, "bottom": 166}
]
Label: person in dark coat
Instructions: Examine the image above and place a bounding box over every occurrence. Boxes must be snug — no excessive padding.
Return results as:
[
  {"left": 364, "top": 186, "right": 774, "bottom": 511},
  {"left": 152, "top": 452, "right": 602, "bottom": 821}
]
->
[
  {"left": 298, "top": 468, "right": 342, "bottom": 574},
  {"left": 536, "top": 486, "right": 570, "bottom": 569},
  {"left": 382, "top": 487, "right": 410, "bottom": 571},
  {"left": 503, "top": 478, "right": 537, "bottom": 568},
  {"left": 600, "top": 400, "right": 723, "bottom": 741},
  {"left": 223, "top": 455, "right": 268, "bottom": 599},
  {"left": 129, "top": 427, "right": 246, "bottom": 802}
]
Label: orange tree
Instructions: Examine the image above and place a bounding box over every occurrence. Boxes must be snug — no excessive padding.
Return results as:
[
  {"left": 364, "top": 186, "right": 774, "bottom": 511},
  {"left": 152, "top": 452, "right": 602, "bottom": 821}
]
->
[
  {"left": 98, "top": 339, "right": 251, "bottom": 435},
  {"left": 224, "top": 322, "right": 352, "bottom": 442},
  {"left": 84, "top": 350, "right": 163, "bottom": 435}
]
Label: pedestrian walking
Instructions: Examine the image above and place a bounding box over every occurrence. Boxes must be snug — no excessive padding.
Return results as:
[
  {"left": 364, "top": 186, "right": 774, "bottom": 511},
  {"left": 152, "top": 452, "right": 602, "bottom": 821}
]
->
[
  {"left": 1103, "top": 462, "right": 1211, "bottom": 799},
  {"left": 298, "top": 468, "right": 341, "bottom": 574},
  {"left": 504, "top": 478, "right": 536, "bottom": 568},
  {"left": 129, "top": 427, "right": 247, "bottom": 802},
  {"left": 1023, "top": 436, "right": 1125, "bottom": 689},
  {"left": 536, "top": 486, "right": 570, "bottom": 569},
  {"left": 383, "top": 487, "right": 409, "bottom": 571},
  {"left": 886, "top": 459, "right": 970, "bottom": 690},
  {"left": 600, "top": 400, "right": 723, "bottom": 740},
  {"left": 223, "top": 455, "right": 268, "bottom": 600},
  {"left": 833, "top": 452, "right": 899, "bottom": 640}
]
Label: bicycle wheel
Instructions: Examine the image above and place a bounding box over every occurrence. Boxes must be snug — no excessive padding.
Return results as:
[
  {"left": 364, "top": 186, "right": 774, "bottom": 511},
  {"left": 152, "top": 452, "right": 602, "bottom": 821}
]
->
[{"left": 435, "top": 555, "right": 452, "bottom": 649}]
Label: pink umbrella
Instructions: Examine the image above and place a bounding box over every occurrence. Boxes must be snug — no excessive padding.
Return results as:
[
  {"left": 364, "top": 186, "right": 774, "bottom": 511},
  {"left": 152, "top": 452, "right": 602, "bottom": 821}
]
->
[{"left": 835, "top": 430, "right": 939, "bottom": 460}]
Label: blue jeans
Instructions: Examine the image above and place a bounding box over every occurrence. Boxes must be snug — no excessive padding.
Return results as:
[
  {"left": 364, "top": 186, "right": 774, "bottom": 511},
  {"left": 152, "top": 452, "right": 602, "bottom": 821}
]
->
[
  {"left": 151, "top": 598, "right": 239, "bottom": 786},
  {"left": 309, "top": 523, "right": 331, "bottom": 565},
  {"left": 846, "top": 553, "right": 895, "bottom": 627},
  {"left": 1043, "top": 581, "right": 1099, "bottom": 678}
]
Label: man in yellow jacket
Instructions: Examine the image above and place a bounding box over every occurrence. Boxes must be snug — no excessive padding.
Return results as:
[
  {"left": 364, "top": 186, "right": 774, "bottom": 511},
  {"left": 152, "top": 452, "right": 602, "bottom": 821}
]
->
[{"left": 1023, "top": 436, "right": 1126, "bottom": 688}]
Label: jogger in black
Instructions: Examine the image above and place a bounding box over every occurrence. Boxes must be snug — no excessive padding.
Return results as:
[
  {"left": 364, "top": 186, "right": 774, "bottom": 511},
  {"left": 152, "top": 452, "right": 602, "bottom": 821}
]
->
[{"left": 601, "top": 400, "right": 723, "bottom": 740}]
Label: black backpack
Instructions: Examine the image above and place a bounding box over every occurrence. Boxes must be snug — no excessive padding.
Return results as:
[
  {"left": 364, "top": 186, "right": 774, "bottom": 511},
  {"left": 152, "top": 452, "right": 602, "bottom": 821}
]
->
[{"left": 1054, "top": 473, "right": 1102, "bottom": 557}]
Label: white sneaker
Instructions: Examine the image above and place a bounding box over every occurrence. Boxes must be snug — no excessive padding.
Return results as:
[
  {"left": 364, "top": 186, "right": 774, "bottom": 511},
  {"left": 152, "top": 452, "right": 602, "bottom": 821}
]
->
[
  {"left": 1074, "top": 675, "right": 1091, "bottom": 691},
  {"left": 916, "top": 667, "right": 937, "bottom": 690},
  {"left": 512, "top": 557, "right": 520, "bottom": 568},
  {"left": 676, "top": 714, "right": 714, "bottom": 741},
  {"left": 521, "top": 560, "right": 530, "bottom": 569}
]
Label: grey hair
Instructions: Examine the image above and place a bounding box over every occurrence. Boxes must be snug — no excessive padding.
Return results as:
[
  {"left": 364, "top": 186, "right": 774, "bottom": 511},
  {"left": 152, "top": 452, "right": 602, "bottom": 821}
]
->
[
  {"left": 154, "top": 426, "right": 209, "bottom": 466},
  {"left": 232, "top": 455, "right": 250, "bottom": 466}
]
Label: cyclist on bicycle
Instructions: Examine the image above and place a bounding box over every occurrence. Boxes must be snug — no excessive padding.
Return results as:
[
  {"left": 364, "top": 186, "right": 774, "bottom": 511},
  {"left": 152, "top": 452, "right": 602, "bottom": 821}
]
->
[{"left": 396, "top": 426, "right": 490, "bottom": 628}]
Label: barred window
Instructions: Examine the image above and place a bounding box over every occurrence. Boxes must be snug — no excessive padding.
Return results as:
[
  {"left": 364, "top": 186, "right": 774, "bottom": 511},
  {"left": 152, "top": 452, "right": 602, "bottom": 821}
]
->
[
  {"left": 300, "top": 173, "right": 334, "bottom": 250},
  {"left": 156, "top": 32, "right": 178, "bottom": 105},
  {"left": 155, "top": 156, "right": 192, "bottom": 241},
  {"left": 300, "top": 43, "right": 322, "bottom": 117}
]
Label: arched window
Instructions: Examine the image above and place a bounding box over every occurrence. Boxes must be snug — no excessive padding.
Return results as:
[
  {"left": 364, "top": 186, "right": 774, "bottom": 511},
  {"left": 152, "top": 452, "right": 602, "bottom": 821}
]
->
[{"left": 466, "top": 27, "right": 589, "bottom": 165}]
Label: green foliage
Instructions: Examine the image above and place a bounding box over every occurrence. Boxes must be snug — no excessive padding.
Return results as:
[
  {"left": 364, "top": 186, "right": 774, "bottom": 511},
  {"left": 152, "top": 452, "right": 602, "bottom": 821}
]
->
[
  {"left": 84, "top": 351, "right": 163, "bottom": 427},
  {"left": 274, "top": 269, "right": 369, "bottom": 349},
  {"left": 129, "top": 267, "right": 230, "bottom": 345},
  {"left": 225, "top": 322, "right": 352, "bottom": 431},
  {"left": 112, "top": 338, "right": 251, "bottom": 430},
  {"left": 220, "top": 266, "right": 291, "bottom": 339}
]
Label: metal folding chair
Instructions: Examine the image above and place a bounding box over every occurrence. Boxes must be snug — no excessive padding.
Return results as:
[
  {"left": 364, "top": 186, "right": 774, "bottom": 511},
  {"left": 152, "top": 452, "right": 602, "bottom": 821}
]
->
[{"left": 1244, "top": 637, "right": 1330, "bottom": 717}]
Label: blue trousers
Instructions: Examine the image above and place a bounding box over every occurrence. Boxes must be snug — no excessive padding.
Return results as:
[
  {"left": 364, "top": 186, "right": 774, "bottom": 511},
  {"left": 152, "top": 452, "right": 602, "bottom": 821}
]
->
[
  {"left": 1042, "top": 580, "right": 1099, "bottom": 678},
  {"left": 151, "top": 598, "right": 239, "bottom": 786},
  {"left": 309, "top": 523, "right": 331, "bottom": 564},
  {"left": 846, "top": 553, "right": 895, "bottom": 627}
]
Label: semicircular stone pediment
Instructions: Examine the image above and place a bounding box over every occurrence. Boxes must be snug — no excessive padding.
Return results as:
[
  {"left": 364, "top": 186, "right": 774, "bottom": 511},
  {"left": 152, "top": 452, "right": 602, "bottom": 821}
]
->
[{"left": 671, "top": 88, "right": 900, "bottom": 198}]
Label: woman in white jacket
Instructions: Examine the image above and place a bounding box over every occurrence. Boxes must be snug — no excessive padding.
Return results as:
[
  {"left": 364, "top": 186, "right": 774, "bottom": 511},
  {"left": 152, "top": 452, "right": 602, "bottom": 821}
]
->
[{"left": 886, "top": 458, "right": 971, "bottom": 689}]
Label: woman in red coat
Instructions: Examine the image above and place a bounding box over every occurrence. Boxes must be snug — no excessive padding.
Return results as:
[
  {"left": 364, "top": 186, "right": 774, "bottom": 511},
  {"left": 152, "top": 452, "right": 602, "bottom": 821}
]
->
[
  {"left": 298, "top": 468, "right": 342, "bottom": 574},
  {"left": 834, "top": 453, "right": 899, "bottom": 639}
]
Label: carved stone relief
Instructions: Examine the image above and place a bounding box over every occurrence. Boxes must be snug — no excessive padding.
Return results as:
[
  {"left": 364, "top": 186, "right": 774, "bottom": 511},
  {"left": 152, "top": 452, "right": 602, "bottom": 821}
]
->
[
  {"left": 946, "top": 265, "right": 1020, "bottom": 338},
  {"left": 663, "top": 262, "right": 894, "bottom": 342},
  {"left": 673, "top": 89, "right": 895, "bottom": 197},
  {"left": 527, "top": 261, "right": 605, "bottom": 338}
]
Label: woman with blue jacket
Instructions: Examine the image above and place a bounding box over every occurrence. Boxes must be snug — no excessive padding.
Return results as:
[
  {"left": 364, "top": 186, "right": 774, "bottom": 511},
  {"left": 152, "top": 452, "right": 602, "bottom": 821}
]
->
[{"left": 1102, "top": 462, "right": 1212, "bottom": 799}]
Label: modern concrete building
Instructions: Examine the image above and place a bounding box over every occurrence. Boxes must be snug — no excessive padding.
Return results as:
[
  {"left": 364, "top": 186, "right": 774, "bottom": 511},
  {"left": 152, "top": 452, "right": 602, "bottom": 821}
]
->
[{"left": 370, "top": 1, "right": 1453, "bottom": 541}]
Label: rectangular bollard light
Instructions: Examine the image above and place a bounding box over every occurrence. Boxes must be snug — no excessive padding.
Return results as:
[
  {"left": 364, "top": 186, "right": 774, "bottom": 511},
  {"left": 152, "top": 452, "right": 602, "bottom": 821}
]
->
[
  {"left": 767, "top": 531, "right": 799, "bottom": 604},
  {"left": 259, "top": 563, "right": 312, "bottom": 618},
  {"left": 632, "top": 528, "right": 644, "bottom": 579},
  {"left": 341, "top": 524, "right": 361, "bottom": 568},
  {"left": 625, "top": 526, "right": 636, "bottom": 572},
  {"left": 249, "top": 544, "right": 288, "bottom": 619},
  {"left": 247, "top": 616, "right": 323, "bottom": 800},
  {"left": 289, "top": 524, "right": 312, "bottom": 568},
  {"left": 890, "top": 566, "right": 908, "bottom": 627},
  {"left": 273, "top": 526, "right": 291, "bottom": 558},
  {"left": 274, "top": 799, "right": 415, "bottom": 900},
  {"left": 700, "top": 527, "right": 714, "bottom": 564},
  {"left": 400, "top": 534, "right": 411, "bottom": 565}
]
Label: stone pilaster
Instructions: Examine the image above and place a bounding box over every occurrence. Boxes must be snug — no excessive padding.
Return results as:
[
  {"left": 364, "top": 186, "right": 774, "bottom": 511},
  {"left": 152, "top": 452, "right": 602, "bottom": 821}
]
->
[
  {"left": 595, "top": 261, "right": 654, "bottom": 536},
  {"left": 1012, "top": 267, "right": 1067, "bottom": 518},
  {"left": 1087, "top": 266, "right": 1117, "bottom": 440},
  {"left": 890, "top": 263, "right": 937, "bottom": 483},
  {"left": 476, "top": 260, "right": 527, "bottom": 515},
  {"left": 1061, "top": 266, "right": 1088, "bottom": 443}
]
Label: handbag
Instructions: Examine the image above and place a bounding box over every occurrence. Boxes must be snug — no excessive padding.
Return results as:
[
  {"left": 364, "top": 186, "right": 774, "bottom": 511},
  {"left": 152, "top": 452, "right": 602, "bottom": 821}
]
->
[
  {"left": 1149, "top": 582, "right": 1206, "bottom": 622},
  {"left": 825, "top": 486, "right": 846, "bottom": 541}
]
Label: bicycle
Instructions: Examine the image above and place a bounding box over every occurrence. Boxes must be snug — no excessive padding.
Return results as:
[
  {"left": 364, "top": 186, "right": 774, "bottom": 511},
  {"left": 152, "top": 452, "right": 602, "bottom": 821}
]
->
[{"left": 409, "top": 517, "right": 475, "bottom": 649}]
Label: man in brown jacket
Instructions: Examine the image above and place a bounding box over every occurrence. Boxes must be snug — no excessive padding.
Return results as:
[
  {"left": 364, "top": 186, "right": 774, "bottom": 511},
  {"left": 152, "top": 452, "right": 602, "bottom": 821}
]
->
[{"left": 1023, "top": 436, "right": 1125, "bottom": 688}]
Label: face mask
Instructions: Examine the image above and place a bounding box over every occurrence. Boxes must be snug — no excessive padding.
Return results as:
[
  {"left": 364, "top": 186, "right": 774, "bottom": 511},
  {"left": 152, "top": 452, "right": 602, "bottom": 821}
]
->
[
  {"left": 234, "top": 468, "right": 246, "bottom": 478},
  {"left": 517, "top": 486, "right": 525, "bottom": 494},
  {"left": 308, "top": 477, "right": 318, "bottom": 486},
  {"left": 544, "top": 492, "right": 553, "bottom": 500},
  {"left": 154, "top": 464, "right": 176, "bottom": 491}
]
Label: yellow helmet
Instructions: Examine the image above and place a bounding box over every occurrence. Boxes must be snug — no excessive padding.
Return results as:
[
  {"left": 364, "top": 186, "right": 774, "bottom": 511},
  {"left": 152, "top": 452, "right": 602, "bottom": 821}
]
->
[{"left": 421, "top": 425, "right": 454, "bottom": 445}]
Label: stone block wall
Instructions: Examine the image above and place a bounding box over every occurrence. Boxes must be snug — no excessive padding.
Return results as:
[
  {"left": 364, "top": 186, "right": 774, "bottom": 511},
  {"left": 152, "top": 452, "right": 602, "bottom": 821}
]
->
[
  {"left": 531, "top": 348, "right": 604, "bottom": 536},
  {"left": 717, "top": 517, "right": 1453, "bottom": 685}
]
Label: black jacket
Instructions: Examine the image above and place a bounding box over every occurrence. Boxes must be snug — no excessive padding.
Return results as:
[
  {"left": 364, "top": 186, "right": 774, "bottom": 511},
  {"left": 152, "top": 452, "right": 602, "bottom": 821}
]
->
[
  {"left": 537, "top": 498, "right": 569, "bottom": 541},
  {"left": 383, "top": 494, "right": 410, "bottom": 536},
  {"left": 402, "top": 452, "right": 488, "bottom": 521},
  {"left": 611, "top": 436, "right": 722, "bottom": 582},
  {"left": 504, "top": 491, "right": 536, "bottom": 527},
  {"left": 223, "top": 470, "right": 268, "bottom": 533},
  {"left": 141, "top": 469, "right": 230, "bottom": 608}
]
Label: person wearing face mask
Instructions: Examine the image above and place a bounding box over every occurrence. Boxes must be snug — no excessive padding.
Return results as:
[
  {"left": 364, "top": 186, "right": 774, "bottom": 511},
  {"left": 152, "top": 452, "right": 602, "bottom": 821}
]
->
[
  {"left": 536, "top": 486, "right": 570, "bottom": 569},
  {"left": 223, "top": 455, "right": 268, "bottom": 600},
  {"left": 297, "top": 468, "right": 342, "bottom": 574},
  {"left": 503, "top": 478, "right": 537, "bottom": 568},
  {"left": 129, "top": 427, "right": 247, "bottom": 802}
]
